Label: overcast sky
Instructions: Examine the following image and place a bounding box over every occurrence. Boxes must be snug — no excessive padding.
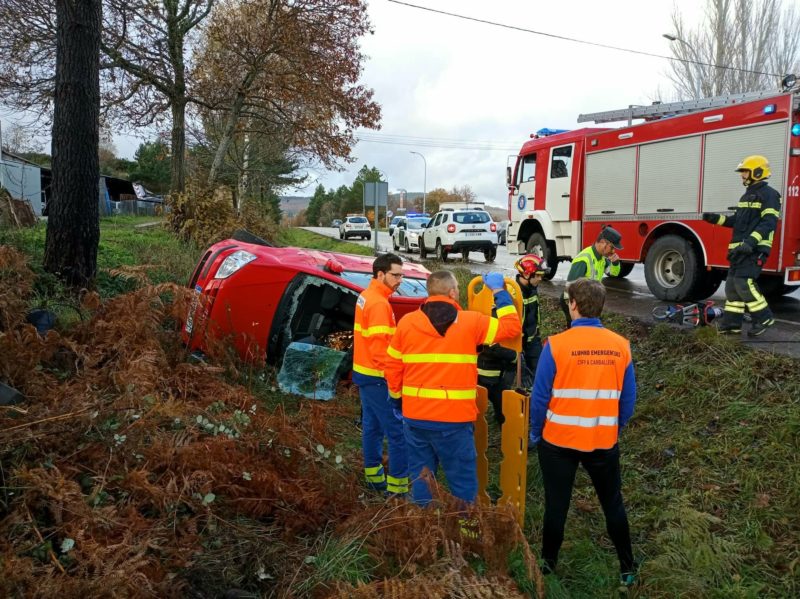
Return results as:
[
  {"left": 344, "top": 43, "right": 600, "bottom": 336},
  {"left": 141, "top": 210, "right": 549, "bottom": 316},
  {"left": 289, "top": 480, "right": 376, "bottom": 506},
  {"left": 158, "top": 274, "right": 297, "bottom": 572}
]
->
[{"left": 296, "top": 0, "right": 705, "bottom": 207}]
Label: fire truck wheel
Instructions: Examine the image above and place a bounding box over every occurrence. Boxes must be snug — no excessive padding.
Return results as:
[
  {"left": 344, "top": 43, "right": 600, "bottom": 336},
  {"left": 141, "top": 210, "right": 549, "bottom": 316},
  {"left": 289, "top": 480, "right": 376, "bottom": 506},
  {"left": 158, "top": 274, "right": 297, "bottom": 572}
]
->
[
  {"left": 526, "top": 232, "right": 557, "bottom": 280},
  {"left": 644, "top": 235, "right": 700, "bottom": 301},
  {"left": 436, "top": 240, "right": 448, "bottom": 262},
  {"left": 691, "top": 271, "right": 723, "bottom": 299}
]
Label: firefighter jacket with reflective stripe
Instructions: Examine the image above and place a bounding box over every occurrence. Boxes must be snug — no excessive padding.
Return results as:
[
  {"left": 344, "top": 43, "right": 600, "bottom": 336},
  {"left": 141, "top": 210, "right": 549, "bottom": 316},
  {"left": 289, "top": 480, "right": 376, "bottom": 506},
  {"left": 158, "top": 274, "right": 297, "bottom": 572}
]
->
[
  {"left": 529, "top": 318, "right": 636, "bottom": 452},
  {"left": 567, "top": 245, "right": 621, "bottom": 283},
  {"left": 384, "top": 291, "right": 521, "bottom": 425},
  {"left": 517, "top": 280, "right": 541, "bottom": 344},
  {"left": 714, "top": 181, "right": 781, "bottom": 256},
  {"left": 352, "top": 278, "right": 396, "bottom": 383}
]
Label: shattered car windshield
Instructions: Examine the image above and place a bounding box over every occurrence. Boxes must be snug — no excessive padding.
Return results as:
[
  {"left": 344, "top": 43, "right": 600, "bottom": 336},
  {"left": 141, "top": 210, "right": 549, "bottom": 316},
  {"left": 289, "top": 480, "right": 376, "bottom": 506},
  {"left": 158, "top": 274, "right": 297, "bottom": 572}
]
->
[{"left": 340, "top": 271, "right": 428, "bottom": 297}]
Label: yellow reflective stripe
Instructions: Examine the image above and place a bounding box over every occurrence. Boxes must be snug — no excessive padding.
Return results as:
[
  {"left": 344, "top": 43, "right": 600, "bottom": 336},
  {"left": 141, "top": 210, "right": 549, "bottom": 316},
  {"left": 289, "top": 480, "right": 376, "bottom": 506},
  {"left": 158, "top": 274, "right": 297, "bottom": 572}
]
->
[
  {"left": 353, "top": 363, "right": 384, "bottom": 377},
  {"left": 477, "top": 368, "right": 501, "bottom": 377},
  {"left": 359, "top": 325, "right": 396, "bottom": 337},
  {"left": 717, "top": 215, "right": 727, "bottom": 226},
  {"left": 387, "top": 346, "right": 402, "bottom": 359},
  {"left": 724, "top": 303, "right": 746, "bottom": 314},
  {"left": 386, "top": 475, "right": 409, "bottom": 494},
  {"left": 402, "top": 386, "right": 476, "bottom": 400},
  {"left": 483, "top": 318, "right": 499, "bottom": 344},
  {"left": 522, "top": 296, "right": 536, "bottom": 304},
  {"left": 728, "top": 242, "right": 742, "bottom": 249},
  {"left": 402, "top": 353, "right": 477, "bottom": 364},
  {"left": 746, "top": 279, "right": 768, "bottom": 311},
  {"left": 389, "top": 389, "right": 402, "bottom": 400},
  {"left": 761, "top": 208, "right": 780, "bottom": 218},
  {"left": 365, "top": 465, "right": 385, "bottom": 483},
  {"left": 751, "top": 231, "right": 763, "bottom": 242},
  {"left": 738, "top": 201, "right": 762, "bottom": 208},
  {"left": 496, "top": 305, "right": 516, "bottom": 318}
]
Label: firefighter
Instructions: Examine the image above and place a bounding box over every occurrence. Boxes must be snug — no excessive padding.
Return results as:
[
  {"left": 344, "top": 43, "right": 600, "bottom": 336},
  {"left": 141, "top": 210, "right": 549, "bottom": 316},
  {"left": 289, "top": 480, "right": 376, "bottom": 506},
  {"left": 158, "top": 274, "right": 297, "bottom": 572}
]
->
[
  {"left": 703, "top": 155, "right": 782, "bottom": 336},
  {"left": 529, "top": 278, "right": 637, "bottom": 586},
  {"left": 384, "top": 270, "right": 521, "bottom": 506},
  {"left": 559, "top": 226, "right": 623, "bottom": 328},
  {"left": 515, "top": 254, "right": 548, "bottom": 383},
  {"left": 352, "top": 253, "right": 408, "bottom": 495},
  {"left": 477, "top": 335, "right": 518, "bottom": 426}
]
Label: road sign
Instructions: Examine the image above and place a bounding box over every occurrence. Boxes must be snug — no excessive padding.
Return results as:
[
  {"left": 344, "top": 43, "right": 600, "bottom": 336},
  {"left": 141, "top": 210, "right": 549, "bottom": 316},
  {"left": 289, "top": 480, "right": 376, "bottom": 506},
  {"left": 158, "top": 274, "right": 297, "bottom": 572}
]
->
[
  {"left": 387, "top": 210, "right": 393, "bottom": 218},
  {"left": 363, "top": 181, "right": 388, "bottom": 208}
]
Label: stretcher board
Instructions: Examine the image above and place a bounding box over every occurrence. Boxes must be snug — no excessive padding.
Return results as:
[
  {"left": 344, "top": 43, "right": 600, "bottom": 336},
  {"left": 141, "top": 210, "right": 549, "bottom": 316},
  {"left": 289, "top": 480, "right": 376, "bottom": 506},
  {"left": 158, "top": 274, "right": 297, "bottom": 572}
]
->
[
  {"left": 467, "top": 276, "right": 523, "bottom": 352},
  {"left": 498, "top": 388, "right": 530, "bottom": 526},
  {"left": 474, "top": 385, "right": 491, "bottom": 506}
]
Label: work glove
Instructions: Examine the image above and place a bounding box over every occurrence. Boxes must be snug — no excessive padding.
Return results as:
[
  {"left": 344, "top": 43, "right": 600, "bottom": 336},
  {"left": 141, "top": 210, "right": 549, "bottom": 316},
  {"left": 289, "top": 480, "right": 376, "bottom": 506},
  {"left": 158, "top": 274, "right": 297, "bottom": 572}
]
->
[
  {"left": 728, "top": 243, "right": 754, "bottom": 260},
  {"left": 483, "top": 272, "right": 505, "bottom": 291},
  {"left": 702, "top": 212, "right": 718, "bottom": 224}
]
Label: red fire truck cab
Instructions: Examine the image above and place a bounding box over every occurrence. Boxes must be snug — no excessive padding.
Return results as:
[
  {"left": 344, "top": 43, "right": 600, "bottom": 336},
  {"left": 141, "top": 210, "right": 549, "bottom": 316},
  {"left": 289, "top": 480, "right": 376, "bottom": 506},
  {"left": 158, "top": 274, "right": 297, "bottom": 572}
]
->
[{"left": 507, "top": 89, "right": 800, "bottom": 301}]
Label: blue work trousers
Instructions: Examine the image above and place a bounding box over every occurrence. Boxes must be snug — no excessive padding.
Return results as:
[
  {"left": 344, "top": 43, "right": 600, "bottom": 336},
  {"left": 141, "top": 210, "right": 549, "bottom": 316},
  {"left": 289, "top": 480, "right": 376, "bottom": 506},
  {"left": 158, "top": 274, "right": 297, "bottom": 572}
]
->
[
  {"left": 358, "top": 378, "right": 408, "bottom": 493},
  {"left": 403, "top": 421, "right": 477, "bottom": 506}
]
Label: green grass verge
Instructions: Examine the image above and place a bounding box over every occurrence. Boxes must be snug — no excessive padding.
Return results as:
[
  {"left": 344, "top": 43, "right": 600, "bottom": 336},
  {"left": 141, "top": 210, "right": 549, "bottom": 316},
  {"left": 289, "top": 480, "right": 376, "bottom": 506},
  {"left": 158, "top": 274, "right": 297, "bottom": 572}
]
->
[{"left": 277, "top": 228, "right": 374, "bottom": 256}]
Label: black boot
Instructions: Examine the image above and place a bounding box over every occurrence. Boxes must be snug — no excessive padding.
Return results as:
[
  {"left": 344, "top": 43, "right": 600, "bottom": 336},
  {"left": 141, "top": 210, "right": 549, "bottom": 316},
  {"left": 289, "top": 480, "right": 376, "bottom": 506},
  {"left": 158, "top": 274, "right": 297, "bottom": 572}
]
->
[
  {"left": 748, "top": 317, "right": 775, "bottom": 337},
  {"left": 716, "top": 313, "right": 742, "bottom": 334}
]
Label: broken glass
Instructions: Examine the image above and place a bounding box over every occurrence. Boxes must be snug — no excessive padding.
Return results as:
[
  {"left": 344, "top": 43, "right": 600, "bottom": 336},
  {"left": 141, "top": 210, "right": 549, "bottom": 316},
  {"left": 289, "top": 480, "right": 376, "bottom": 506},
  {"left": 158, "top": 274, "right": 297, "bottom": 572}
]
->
[{"left": 277, "top": 342, "right": 349, "bottom": 401}]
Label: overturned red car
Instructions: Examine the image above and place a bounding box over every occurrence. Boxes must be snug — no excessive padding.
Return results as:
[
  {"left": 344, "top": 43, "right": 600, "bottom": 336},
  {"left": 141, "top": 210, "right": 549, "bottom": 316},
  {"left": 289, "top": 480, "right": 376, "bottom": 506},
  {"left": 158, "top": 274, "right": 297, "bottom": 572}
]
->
[{"left": 182, "top": 234, "right": 430, "bottom": 366}]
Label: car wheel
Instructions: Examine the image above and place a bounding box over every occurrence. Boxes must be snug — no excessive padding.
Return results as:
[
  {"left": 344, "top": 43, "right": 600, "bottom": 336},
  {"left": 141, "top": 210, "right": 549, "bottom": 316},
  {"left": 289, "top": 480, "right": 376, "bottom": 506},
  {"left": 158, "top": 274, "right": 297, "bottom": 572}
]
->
[
  {"left": 366, "top": 233, "right": 371, "bottom": 240},
  {"left": 339, "top": 230, "right": 343, "bottom": 239},
  {"left": 484, "top": 247, "right": 497, "bottom": 263},
  {"left": 436, "top": 240, "right": 448, "bottom": 262},
  {"left": 461, "top": 250, "right": 469, "bottom": 262},
  {"left": 526, "top": 232, "right": 557, "bottom": 281},
  {"left": 644, "top": 234, "right": 701, "bottom": 301},
  {"left": 393, "top": 237, "right": 399, "bottom": 251},
  {"left": 404, "top": 239, "right": 411, "bottom": 253},
  {"left": 419, "top": 239, "right": 428, "bottom": 259}
]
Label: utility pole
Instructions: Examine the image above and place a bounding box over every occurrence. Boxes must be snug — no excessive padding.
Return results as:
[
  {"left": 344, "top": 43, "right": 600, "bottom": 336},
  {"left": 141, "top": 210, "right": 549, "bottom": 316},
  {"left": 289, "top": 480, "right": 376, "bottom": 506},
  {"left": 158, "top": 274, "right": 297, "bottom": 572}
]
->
[{"left": 410, "top": 151, "right": 426, "bottom": 213}]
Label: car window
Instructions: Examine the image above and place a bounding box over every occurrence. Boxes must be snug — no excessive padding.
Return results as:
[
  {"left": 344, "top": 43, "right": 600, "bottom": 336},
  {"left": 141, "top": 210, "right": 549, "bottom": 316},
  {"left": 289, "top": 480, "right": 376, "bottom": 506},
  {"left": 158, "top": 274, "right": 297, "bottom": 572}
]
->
[
  {"left": 339, "top": 272, "right": 428, "bottom": 297},
  {"left": 407, "top": 218, "right": 427, "bottom": 229},
  {"left": 349, "top": 216, "right": 368, "bottom": 223},
  {"left": 453, "top": 212, "right": 490, "bottom": 224},
  {"left": 433, "top": 214, "right": 443, "bottom": 227},
  {"left": 390, "top": 217, "right": 402, "bottom": 225}
]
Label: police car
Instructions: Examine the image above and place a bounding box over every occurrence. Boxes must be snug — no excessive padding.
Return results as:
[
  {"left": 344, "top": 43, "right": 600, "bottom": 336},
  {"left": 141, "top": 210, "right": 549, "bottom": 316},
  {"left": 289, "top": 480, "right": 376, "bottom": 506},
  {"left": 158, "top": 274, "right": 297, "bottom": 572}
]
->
[{"left": 391, "top": 213, "right": 431, "bottom": 253}]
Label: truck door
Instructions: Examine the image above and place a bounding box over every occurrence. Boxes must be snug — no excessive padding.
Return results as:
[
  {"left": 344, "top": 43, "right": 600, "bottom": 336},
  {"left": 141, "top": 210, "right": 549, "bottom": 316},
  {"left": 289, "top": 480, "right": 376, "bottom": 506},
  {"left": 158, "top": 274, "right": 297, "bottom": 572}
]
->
[
  {"left": 546, "top": 144, "right": 574, "bottom": 222},
  {"left": 511, "top": 153, "right": 536, "bottom": 219}
]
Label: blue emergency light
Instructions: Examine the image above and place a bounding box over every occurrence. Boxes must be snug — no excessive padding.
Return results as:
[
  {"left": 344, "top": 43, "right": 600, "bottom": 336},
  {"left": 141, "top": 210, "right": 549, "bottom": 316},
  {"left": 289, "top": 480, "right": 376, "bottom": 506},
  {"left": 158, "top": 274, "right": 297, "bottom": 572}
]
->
[
  {"left": 406, "top": 212, "right": 430, "bottom": 218},
  {"left": 792, "top": 123, "right": 800, "bottom": 136},
  {"left": 763, "top": 104, "right": 777, "bottom": 115}
]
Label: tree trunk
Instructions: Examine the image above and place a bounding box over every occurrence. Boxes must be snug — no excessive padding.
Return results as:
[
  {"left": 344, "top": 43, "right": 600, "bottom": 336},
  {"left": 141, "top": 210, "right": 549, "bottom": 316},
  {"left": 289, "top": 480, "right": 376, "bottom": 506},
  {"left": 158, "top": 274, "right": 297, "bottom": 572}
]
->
[
  {"left": 44, "top": 0, "right": 101, "bottom": 288},
  {"left": 170, "top": 98, "right": 186, "bottom": 193}
]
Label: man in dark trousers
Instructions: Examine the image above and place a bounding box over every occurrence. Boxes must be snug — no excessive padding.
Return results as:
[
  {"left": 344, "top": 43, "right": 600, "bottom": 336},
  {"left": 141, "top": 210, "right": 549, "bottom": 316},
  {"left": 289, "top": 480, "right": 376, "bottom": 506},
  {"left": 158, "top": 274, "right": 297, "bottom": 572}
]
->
[
  {"left": 530, "top": 278, "right": 637, "bottom": 587},
  {"left": 514, "top": 253, "right": 548, "bottom": 381},
  {"left": 559, "top": 226, "right": 623, "bottom": 328},
  {"left": 703, "top": 155, "right": 782, "bottom": 337}
]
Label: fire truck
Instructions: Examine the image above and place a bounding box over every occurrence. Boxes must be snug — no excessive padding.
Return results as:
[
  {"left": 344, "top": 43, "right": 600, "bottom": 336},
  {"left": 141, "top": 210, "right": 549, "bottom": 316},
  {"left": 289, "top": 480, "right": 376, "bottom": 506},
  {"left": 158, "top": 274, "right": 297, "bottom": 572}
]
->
[{"left": 506, "top": 88, "right": 800, "bottom": 301}]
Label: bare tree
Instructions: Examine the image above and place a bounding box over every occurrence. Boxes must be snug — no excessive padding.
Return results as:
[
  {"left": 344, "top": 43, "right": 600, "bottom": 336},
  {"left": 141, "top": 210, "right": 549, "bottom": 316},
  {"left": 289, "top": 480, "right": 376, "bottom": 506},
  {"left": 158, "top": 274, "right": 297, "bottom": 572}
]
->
[
  {"left": 44, "top": 0, "right": 102, "bottom": 288},
  {"left": 667, "top": 0, "right": 800, "bottom": 99},
  {"left": 0, "top": 0, "right": 215, "bottom": 194}
]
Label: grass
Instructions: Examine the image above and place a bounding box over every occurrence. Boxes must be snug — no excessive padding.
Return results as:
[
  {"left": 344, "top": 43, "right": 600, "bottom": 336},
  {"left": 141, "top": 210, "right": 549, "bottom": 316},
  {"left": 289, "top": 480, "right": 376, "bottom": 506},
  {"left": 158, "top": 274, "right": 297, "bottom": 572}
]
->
[
  {"left": 4, "top": 220, "right": 799, "bottom": 596},
  {"left": 277, "top": 227, "right": 374, "bottom": 256}
]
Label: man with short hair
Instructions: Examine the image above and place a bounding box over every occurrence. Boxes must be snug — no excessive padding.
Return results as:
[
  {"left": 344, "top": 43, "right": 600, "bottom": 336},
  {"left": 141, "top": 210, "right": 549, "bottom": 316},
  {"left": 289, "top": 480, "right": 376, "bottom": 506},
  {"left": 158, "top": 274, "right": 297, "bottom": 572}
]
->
[
  {"left": 352, "top": 253, "right": 408, "bottom": 495},
  {"left": 530, "top": 278, "right": 637, "bottom": 587},
  {"left": 559, "top": 227, "right": 623, "bottom": 328},
  {"left": 384, "top": 270, "right": 521, "bottom": 505}
]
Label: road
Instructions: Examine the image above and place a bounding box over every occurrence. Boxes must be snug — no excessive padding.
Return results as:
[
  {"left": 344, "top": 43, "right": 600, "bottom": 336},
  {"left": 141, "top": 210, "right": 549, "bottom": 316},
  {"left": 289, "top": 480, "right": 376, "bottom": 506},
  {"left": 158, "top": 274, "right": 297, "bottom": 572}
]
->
[{"left": 305, "top": 226, "right": 800, "bottom": 357}]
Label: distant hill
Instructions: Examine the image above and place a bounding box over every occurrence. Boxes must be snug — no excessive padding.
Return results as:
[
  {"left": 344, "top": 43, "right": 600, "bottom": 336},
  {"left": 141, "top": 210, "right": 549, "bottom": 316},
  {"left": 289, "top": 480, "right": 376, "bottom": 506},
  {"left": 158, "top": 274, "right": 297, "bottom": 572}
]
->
[{"left": 280, "top": 196, "right": 311, "bottom": 216}]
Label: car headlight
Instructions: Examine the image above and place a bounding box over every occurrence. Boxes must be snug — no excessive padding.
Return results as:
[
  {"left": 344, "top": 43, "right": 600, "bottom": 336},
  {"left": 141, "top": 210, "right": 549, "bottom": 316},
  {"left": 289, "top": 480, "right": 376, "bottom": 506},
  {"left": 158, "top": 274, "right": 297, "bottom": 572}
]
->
[
  {"left": 215, "top": 250, "right": 256, "bottom": 279},
  {"left": 407, "top": 231, "right": 418, "bottom": 240}
]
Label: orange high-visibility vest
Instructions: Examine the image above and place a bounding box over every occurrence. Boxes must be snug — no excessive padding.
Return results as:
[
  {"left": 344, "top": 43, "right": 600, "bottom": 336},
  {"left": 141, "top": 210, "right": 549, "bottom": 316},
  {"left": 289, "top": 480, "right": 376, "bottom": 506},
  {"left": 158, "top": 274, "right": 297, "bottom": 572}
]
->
[
  {"left": 543, "top": 326, "right": 631, "bottom": 451},
  {"left": 385, "top": 296, "right": 521, "bottom": 423},
  {"left": 353, "top": 278, "right": 396, "bottom": 379}
]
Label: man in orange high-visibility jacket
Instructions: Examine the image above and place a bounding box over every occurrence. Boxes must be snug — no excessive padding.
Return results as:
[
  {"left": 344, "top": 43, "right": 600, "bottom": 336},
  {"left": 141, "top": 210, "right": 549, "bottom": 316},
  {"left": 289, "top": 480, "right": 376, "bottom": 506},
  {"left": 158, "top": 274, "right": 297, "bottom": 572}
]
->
[
  {"left": 352, "top": 253, "right": 408, "bottom": 495},
  {"left": 529, "top": 278, "right": 637, "bottom": 587},
  {"left": 384, "top": 270, "right": 521, "bottom": 505}
]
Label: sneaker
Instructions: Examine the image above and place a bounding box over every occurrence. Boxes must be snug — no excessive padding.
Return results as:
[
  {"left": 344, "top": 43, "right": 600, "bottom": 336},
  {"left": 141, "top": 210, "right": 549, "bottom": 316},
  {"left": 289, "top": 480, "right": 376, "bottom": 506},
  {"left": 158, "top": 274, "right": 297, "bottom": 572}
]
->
[
  {"left": 619, "top": 571, "right": 637, "bottom": 587},
  {"left": 748, "top": 318, "right": 775, "bottom": 337}
]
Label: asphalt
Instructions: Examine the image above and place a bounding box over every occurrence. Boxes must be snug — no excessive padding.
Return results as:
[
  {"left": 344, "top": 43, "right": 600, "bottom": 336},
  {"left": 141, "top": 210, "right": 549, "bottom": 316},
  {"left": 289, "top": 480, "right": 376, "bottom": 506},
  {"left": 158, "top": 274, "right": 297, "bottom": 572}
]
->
[{"left": 305, "top": 227, "right": 800, "bottom": 358}]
